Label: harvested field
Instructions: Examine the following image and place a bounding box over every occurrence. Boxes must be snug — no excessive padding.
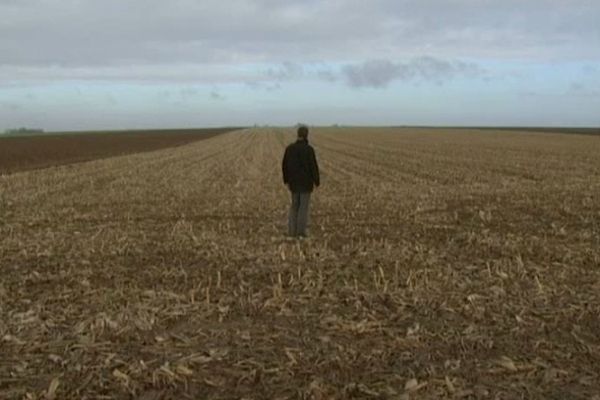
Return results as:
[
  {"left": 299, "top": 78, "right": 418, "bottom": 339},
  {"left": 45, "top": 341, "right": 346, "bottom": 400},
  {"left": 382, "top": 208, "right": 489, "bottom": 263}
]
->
[
  {"left": 1, "top": 127, "right": 600, "bottom": 399},
  {"left": 0, "top": 128, "right": 238, "bottom": 174}
]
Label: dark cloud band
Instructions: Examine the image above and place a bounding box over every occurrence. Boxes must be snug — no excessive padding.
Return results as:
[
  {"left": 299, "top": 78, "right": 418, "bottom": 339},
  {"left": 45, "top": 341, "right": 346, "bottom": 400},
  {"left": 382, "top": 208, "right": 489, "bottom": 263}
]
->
[{"left": 343, "top": 57, "right": 485, "bottom": 88}]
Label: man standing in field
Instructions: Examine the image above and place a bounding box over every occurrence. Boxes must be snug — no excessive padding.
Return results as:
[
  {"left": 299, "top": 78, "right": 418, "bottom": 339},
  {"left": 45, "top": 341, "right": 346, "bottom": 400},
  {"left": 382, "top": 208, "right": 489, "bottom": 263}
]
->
[{"left": 282, "top": 125, "right": 320, "bottom": 238}]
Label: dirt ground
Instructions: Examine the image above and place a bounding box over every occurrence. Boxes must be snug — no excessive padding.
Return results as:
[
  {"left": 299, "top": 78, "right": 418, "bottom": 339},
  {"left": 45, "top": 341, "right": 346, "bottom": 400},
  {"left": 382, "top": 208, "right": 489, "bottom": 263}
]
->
[
  {"left": 0, "top": 128, "right": 238, "bottom": 174},
  {"left": 1, "top": 128, "right": 600, "bottom": 399}
]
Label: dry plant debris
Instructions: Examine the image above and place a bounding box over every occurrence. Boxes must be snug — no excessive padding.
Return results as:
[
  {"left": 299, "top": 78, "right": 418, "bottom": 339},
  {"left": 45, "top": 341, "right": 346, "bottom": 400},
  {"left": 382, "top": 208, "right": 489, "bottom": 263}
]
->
[{"left": 1, "top": 127, "right": 600, "bottom": 399}]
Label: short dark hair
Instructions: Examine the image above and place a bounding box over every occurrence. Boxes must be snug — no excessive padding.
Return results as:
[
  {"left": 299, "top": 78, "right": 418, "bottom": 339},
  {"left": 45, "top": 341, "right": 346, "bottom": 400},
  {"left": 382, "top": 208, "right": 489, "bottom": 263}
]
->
[{"left": 297, "top": 125, "right": 309, "bottom": 138}]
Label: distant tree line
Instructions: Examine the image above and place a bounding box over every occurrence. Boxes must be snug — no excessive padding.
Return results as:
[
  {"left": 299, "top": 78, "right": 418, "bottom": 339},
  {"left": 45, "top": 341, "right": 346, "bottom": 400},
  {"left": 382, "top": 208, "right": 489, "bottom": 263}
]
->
[{"left": 3, "top": 127, "right": 44, "bottom": 136}]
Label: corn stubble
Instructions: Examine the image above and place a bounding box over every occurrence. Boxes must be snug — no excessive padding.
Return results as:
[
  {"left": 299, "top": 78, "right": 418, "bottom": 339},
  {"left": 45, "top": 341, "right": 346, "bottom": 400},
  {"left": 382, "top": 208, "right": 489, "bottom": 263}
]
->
[{"left": 1, "top": 128, "right": 600, "bottom": 399}]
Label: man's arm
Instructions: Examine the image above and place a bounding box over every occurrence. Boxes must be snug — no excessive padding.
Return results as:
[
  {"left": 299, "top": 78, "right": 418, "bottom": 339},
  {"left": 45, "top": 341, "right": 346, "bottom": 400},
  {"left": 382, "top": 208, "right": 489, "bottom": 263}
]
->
[
  {"left": 310, "top": 147, "right": 320, "bottom": 187},
  {"left": 282, "top": 147, "right": 289, "bottom": 185}
]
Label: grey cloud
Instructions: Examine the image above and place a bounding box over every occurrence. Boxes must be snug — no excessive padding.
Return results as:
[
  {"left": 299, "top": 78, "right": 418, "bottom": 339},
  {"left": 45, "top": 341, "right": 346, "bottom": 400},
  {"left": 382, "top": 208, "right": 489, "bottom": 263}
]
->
[
  {"left": 568, "top": 82, "right": 600, "bottom": 97},
  {"left": 210, "top": 90, "right": 225, "bottom": 101},
  {"left": 0, "top": 64, "right": 263, "bottom": 84},
  {"left": 158, "top": 90, "right": 172, "bottom": 99},
  {"left": 264, "top": 62, "right": 338, "bottom": 84},
  {"left": 317, "top": 69, "right": 338, "bottom": 82},
  {"left": 0, "top": 61, "right": 338, "bottom": 87},
  {"left": 343, "top": 60, "right": 408, "bottom": 88},
  {"left": 268, "top": 83, "right": 282, "bottom": 91},
  {"left": 343, "top": 57, "right": 484, "bottom": 88},
  {"left": 570, "top": 82, "right": 585, "bottom": 92},
  {"left": 519, "top": 91, "right": 542, "bottom": 98},
  {"left": 1, "top": 0, "right": 599, "bottom": 71},
  {"left": 266, "top": 62, "right": 304, "bottom": 81},
  {"left": 519, "top": 82, "right": 600, "bottom": 99},
  {"left": 1, "top": 102, "right": 22, "bottom": 111},
  {"left": 246, "top": 81, "right": 282, "bottom": 92},
  {"left": 180, "top": 88, "right": 199, "bottom": 98}
]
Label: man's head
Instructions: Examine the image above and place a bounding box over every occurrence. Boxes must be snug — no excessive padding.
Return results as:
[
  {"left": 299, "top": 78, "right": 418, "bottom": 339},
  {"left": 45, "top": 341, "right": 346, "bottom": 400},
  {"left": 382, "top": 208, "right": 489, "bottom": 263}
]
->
[{"left": 297, "top": 125, "right": 309, "bottom": 139}]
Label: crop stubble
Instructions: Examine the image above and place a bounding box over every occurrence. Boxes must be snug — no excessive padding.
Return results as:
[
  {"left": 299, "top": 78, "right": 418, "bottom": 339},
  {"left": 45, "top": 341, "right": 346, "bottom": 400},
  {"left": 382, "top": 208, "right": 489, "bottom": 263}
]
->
[{"left": 1, "top": 128, "right": 600, "bottom": 399}]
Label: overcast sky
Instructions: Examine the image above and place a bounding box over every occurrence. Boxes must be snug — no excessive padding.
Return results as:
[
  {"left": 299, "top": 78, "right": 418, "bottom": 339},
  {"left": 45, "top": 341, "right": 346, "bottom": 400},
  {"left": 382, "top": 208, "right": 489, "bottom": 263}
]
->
[{"left": 1, "top": 0, "right": 599, "bottom": 131}]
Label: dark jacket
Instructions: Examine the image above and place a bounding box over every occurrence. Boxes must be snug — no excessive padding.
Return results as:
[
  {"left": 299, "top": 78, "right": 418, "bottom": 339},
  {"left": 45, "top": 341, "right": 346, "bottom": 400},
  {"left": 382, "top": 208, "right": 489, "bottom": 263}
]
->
[{"left": 282, "top": 139, "right": 320, "bottom": 193}]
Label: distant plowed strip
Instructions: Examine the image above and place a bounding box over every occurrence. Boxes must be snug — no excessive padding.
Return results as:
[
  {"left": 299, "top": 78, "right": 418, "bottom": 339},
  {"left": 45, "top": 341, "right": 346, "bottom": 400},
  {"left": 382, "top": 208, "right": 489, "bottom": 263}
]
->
[{"left": 0, "top": 127, "right": 240, "bottom": 174}]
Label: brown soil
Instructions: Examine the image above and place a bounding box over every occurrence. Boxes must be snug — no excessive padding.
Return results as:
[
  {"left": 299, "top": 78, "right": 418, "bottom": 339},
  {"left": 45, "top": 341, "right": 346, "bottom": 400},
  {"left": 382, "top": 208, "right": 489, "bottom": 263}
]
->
[{"left": 0, "top": 128, "right": 239, "bottom": 174}]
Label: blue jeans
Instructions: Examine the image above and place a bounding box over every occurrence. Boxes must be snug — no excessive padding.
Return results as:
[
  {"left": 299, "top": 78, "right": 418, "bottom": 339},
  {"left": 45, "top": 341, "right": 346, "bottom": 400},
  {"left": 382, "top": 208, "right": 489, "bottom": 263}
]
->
[{"left": 288, "top": 192, "right": 311, "bottom": 236}]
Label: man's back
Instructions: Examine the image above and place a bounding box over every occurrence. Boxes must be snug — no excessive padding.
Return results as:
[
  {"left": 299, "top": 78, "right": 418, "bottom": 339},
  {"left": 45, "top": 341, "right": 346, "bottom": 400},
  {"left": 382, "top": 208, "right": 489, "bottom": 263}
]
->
[{"left": 282, "top": 139, "right": 320, "bottom": 193}]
